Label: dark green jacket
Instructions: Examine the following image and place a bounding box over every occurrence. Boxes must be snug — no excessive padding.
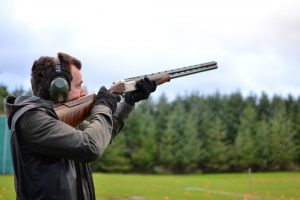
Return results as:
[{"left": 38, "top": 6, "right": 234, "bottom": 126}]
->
[{"left": 4, "top": 95, "right": 133, "bottom": 200}]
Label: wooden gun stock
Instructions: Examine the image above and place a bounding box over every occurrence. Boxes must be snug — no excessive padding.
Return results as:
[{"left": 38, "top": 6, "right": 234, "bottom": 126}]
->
[{"left": 54, "top": 94, "right": 95, "bottom": 127}]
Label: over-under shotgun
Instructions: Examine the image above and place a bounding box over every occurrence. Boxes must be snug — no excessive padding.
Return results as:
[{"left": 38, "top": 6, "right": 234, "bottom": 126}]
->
[{"left": 54, "top": 61, "right": 218, "bottom": 127}]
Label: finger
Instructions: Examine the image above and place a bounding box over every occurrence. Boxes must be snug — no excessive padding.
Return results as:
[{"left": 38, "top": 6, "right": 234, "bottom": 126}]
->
[
  {"left": 144, "top": 77, "right": 156, "bottom": 92},
  {"left": 150, "top": 80, "right": 157, "bottom": 92},
  {"left": 144, "top": 76, "right": 151, "bottom": 82},
  {"left": 143, "top": 77, "right": 153, "bottom": 91},
  {"left": 136, "top": 80, "right": 149, "bottom": 93},
  {"left": 99, "top": 86, "right": 108, "bottom": 93},
  {"left": 114, "top": 94, "right": 121, "bottom": 102},
  {"left": 144, "top": 77, "right": 151, "bottom": 85}
]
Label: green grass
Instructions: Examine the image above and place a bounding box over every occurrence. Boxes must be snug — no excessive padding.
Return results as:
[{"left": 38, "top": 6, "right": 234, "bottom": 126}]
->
[
  {"left": 0, "top": 175, "right": 15, "bottom": 200},
  {"left": 1, "top": 172, "right": 300, "bottom": 200}
]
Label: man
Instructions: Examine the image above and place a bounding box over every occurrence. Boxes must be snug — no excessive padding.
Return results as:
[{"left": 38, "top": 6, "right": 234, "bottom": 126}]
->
[{"left": 4, "top": 52, "right": 156, "bottom": 200}]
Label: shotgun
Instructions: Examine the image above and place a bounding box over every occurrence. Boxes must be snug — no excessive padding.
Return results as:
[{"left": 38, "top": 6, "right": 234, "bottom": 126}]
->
[{"left": 54, "top": 61, "right": 218, "bottom": 127}]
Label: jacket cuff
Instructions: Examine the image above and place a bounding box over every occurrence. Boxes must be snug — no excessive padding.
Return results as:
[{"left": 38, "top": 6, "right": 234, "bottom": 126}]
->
[
  {"left": 114, "top": 101, "right": 134, "bottom": 121},
  {"left": 91, "top": 104, "right": 113, "bottom": 120}
]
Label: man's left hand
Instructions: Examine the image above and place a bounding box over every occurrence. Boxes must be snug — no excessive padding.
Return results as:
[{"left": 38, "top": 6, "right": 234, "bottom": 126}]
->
[{"left": 125, "top": 77, "right": 157, "bottom": 105}]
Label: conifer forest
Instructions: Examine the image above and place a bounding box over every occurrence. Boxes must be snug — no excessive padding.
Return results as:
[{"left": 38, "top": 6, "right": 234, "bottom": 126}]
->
[{"left": 1, "top": 85, "right": 299, "bottom": 173}]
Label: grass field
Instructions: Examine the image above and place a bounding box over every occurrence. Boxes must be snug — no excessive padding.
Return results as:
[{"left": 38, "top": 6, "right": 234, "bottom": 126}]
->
[{"left": 0, "top": 172, "right": 299, "bottom": 200}]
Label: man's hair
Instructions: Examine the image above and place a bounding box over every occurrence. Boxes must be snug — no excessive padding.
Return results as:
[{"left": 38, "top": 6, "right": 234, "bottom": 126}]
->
[{"left": 31, "top": 52, "right": 82, "bottom": 100}]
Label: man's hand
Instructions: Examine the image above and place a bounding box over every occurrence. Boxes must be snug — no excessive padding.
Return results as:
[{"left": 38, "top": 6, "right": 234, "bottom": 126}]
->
[
  {"left": 95, "top": 86, "right": 121, "bottom": 113},
  {"left": 125, "top": 77, "right": 157, "bottom": 105}
]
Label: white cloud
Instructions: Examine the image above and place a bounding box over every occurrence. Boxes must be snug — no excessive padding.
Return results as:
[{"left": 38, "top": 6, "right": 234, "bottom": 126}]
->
[{"left": 0, "top": 0, "right": 299, "bottom": 99}]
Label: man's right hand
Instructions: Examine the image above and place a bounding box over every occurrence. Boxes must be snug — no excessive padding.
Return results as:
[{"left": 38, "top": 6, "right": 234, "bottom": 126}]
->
[{"left": 94, "top": 86, "right": 121, "bottom": 113}]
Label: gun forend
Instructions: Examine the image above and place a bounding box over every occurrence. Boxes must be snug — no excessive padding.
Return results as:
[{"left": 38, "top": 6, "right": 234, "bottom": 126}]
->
[{"left": 109, "top": 73, "right": 171, "bottom": 94}]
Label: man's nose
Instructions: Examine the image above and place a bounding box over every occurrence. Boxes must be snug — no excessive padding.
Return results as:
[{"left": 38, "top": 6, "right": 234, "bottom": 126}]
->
[{"left": 81, "top": 88, "right": 86, "bottom": 96}]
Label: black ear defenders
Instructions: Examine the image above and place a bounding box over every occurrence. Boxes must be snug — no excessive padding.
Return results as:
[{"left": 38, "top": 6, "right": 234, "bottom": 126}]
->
[{"left": 49, "top": 57, "right": 71, "bottom": 103}]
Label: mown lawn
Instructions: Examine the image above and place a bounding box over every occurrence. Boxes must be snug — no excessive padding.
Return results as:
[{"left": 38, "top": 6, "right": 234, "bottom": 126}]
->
[{"left": 1, "top": 172, "right": 300, "bottom": 200}]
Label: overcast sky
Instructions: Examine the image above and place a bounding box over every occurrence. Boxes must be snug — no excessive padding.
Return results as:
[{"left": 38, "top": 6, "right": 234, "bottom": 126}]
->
[{"left": 0, "top": 0, "right": 299, "bottom": 101}]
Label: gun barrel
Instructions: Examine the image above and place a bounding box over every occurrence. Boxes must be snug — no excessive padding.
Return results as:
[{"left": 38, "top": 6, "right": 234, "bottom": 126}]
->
[
  {"left": 169, "top": 61, "right": 217, "bottom": 79},
  {"left": 124, "top": 61, "right": 217, "bottom": 81}
]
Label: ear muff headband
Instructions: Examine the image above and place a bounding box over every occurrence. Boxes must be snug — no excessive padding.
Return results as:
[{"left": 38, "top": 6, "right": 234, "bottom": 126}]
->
[{"left": 49, "top": 57, "right": 70, "bottom": 103}]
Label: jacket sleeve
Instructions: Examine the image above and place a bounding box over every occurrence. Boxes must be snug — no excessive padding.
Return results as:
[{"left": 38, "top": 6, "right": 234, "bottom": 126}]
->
[
  {"left": 111, "top": 100, "right": 135, "bottom": 139},
  {"left": 18, "top": 104, "right": 115, "bottom": 162},
  {"left": 77, "top": 101, "right": 134, "bottom": 136}
]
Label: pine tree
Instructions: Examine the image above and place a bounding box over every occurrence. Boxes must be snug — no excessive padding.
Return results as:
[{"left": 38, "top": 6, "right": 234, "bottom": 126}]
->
[
  {"left": 122, "top": 104, "right": 158, "bottom": 172},
  {"left": 175, "top": 111, "right": 203, "bottom": 173},
  {"left": 257, "top": 92, "right": 270, "bottom": 121},
  {"left": 205, "top": 116, "right": 231, "bottom": 172},
  {"left": 294, "top": 97, "right": 300, "bottom": 164},
  {"left": 154, "top": 94, "right": 171, "bottom": 144},
  {"left": 130, "top": 109, "right": 158, "bottom": 172},
  {"left": 223, "top": 92, "right": 244, "bottom": 143},
  {"left": 234, "top": 102, "right": 257, "bottom": 170},
  {"left": 157, "top": 100, "right": 181, "bottom": 173},
  {"left": 254, "top": 119, "right": 270, "bottom": 170},
  {"left": 269, "top": 100, "right": 297, "bottom": 170}
]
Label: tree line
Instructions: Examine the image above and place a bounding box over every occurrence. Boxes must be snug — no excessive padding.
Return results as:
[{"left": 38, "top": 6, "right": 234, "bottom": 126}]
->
[
  {"left": 94, "top": 92, "right": 300, "bottom": 173},
  {"left": 1, "top": 84, "right": 299, "bottom": 173}
]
